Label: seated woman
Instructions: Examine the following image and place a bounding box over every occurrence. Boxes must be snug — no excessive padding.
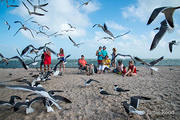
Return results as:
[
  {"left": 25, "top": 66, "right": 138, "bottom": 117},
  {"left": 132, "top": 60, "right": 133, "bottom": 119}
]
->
[
  {"left": 113, "top": 60, "right": 123, "bottom": 74},
  {"left": 78, "top": 55, "right": 93, "bottom": 75},
  {"left": 125, "top": 60, "right": 137, "bottom": 76},
  {"left": 102, "top": 55, "right": 111, "bottom": 72}
]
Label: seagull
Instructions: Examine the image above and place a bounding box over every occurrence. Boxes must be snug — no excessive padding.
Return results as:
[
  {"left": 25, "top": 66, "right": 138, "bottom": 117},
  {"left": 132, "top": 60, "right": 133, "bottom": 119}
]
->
[
  {"left": 79, "top": 0, "right": 92, "bottom": 8},
  {"left": 8, "top": 56, "right": 28, "bottom": 70},
  {"left": 130, "top": 96, "right": 151, "bottom": 109},
  {"left": 134, "top": 56, "right": 164, "bottom": 71},
  {"left": 31, "top": 21, "right": 49, "bottom": 31},
  {"left": 114, "top": 85, "right": 130, "bottom": 93},
  {"left": 98, "top": 31, "right": 131, "bottom": 41},
  {"left": 82, "top": 78, "right": 100, "bottom": 86},
  {"left": 20, "top": 45, "right": 37, "bottom": 56},
  {"left": 1, "top": 84, "right": 62, "bottom": 110},
  {"left": 150, "top": 20, "right": 168, "bottom": 51},
  {"left": 22, "top": 1, "right": 45, "bottom": 16},
  {"left": 93, "top": 23, "right": 115, "bottom": 38},
  {"left": 111, "top": 53, "right": 136, "bottom": 64},
  {"left": 68, "top": 36, "right": 84, "bottom": 47},
  {"left": 99, "top": 87, "right": 112, "bottom": 95},
  {"left": 14, "top": 20, "right": 34, "bottom": 38},
  {"left": 0, "top": 53, "right": 8, "bottom": 64},
  {"left": 27, "top": 0, "right": 48, "bottom": 13},
  {"left": 122, "top": 101, "right": 145, "bottom": 115},
  {"left": 0, "top": 95, "right": 21, "bottom": 106},
  {"left": 4, "top": 21, "right": 10, "bottom": 30},
  {"left": 147, "top": 6, "right": 180, "bottom": 28},
  {"left": 169, "top": 40, "right": 179, "bottom": 53},
  {"left": 13, "top": 97, "right": 45, "bottom": 114}
]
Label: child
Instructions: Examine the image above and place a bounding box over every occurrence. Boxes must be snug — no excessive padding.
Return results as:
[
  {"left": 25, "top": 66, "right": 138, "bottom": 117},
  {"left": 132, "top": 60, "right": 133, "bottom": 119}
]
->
[{"left": 122, "top": 66, "right": 126, "bottom": 76}]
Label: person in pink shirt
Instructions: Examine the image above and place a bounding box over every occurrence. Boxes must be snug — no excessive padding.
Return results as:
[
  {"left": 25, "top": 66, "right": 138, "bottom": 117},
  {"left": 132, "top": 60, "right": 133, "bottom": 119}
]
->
[{"left": 57, "top": 48, "right": 65, "bottom": 72}]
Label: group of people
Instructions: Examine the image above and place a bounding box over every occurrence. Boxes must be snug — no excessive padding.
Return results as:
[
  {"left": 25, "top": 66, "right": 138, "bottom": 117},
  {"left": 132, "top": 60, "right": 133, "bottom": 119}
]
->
[
  {"left": 39, "top": 46, "right": 137, "bottom": 77},
  {"left": 40, "top": 48, "right": 65, "bottom": 73}
]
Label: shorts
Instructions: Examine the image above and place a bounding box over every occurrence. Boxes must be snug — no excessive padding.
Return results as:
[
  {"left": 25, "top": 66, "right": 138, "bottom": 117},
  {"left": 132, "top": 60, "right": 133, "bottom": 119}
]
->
[
  {"left": 40, "top": 60, "right": 44, "bottom": 66},
  {"left": 98, "top": 60, "right": 102, "bottom": 64}
]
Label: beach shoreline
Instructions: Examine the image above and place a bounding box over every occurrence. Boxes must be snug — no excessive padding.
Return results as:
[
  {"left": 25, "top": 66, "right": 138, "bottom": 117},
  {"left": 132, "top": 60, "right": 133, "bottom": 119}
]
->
[{"left": 0, "top": 66, "right": 179, "bottom": 120}]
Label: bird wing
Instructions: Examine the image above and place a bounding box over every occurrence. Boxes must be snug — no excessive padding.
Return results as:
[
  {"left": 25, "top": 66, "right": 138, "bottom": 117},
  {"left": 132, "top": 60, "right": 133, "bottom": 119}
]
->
[
  {"left": 13, "top": 102, "right": 27, "bottom": 111},
  {"left": 92, "top": 24, "right": 98, "bottom": 28},
  {"left": 26, "top": 0, "right": 34, "bottom": 7},
  {"left": 115, "top": 53, "right": 136, "bottom": 64},
  {"left": 22, "top": 1, "right": 30, "bottom": 14},
  {"left": 163, "top": 7, "right": 175, "bottom": 28},
  {"left": 14, "top": 21, "right": 23, "bottom": 26},
  {"left": 39, "top": 3, "right": 48, "bottom": 7},
  {"left": 26, "top": 28, "right": 35, "bottom": 38},
  {"left": 13, "top": 28, "right": 22, "bottom": 36},
  {"left": 16, "top": 79, "right": 32, "bottom": 86},
  {"left": 8, "top": 56, "right": 28, "bottom": 70},
  {"left": 89, "top": 79, "right": 100, "bottom": 83},
  {"left": 46, "top": 47, "right": 56, "bottom": 55},
  {"left": 53, "top": 60, "right": 61, "bottom": 71},
  {"left": 150, "top": 20, "right": 168, "bottom": 51},
  {"left": 115, "top": 31, "right": 131, "bottom": 38},
  {"left": 132, "top": 96, "right": 151, "bottom": 100},
  {"left": 52, "top": 95, "right": 72, "bottom": 103},
  {"left": 31, "top": 12, "right": 45, "bottom": 16},
  {"left": 0, "top": 53, "right": 4, "bottom": 58},
  {"left": 134, "top": 56, "right": 150, "bottom": 66},
  {"left": 105, "top": 30, "right": 114, "bottom": 38},
  {"left": 68, "top": 36, "right": 76, "bottom": 45},
  {"left": 169, "top": 42, "right": 173, "bottom": 53},
  {"left": 21, "top": 45, "right": 35, "bottom": 56},
  {"left": 48, "top": 90, "right": 64, "bottom": 95},
  {"left": 149, "top": 56, "right": 164, "bottom": 66},
  {"left": 147, "top": 7, "right": 167, "bottom": 25}
]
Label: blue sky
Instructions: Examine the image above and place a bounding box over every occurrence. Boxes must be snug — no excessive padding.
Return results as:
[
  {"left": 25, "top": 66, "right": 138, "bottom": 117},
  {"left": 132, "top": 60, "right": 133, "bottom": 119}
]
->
[{"left": 0, "top": 0, "right": 180, "bottom": 59}]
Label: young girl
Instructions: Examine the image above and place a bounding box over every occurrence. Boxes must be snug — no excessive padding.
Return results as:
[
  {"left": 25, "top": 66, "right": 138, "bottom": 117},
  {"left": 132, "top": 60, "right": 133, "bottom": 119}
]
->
[
  {"left": 111, "top": 48, "right": 117, "bottom": 67},
  {"left": 44, "top": 49, "right": 51, "bottom": 72},
  {"left": 125, "top": 61, "right": 137, "bottom": 76},
  {"left": 58, "top": 48, "right": 65, "bottom": 72}
]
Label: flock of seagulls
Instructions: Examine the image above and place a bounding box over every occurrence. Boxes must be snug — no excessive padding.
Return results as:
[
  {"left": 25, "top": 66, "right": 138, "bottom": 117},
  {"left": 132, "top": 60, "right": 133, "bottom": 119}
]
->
[
  {"left": 0, "top": 0, "right": 179, "bottom": 118},
  {"left": 147, "top": 6, "right": 180, "bottom": 52}
]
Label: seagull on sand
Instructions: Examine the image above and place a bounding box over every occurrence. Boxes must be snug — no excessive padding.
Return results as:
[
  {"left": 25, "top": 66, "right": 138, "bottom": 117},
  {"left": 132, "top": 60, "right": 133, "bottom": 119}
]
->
[
  {"left": 14, "top": 20, "right": 34, "bottom": 38},
  {"left": 0, "top": 84, "right": 62, "bottom": 110},
  {"left": 122, "top": 96, "right": 151, "bottom": 116},
  {"left": 114, "top": 85, "right": 130, "bottom": 93},
  {"left": 82, "top": 78, "right": 100, "bottom": 86},
  {"left": 150, "top": 20, "right": 168, "bottom": 51},
  {"left": 68, "top": 36, "right": 84, "bottom": 48},
  {"left": 99, "top": 87, "right": 112, "bottom": 95},
  {"left": 134, "top": 56, "right": 164, "bottom": 71},
  {"left": 169, "top": 40, "right": 180, "bottom": 53},
  {"left": 22, "top": 1, "right": 45, "bottom": 16},
  {"left": 0, "top": 95, "right": 22, "bottom": 106},
  {"left": 147, "top": 6, "right": 180, "bottom": 28}
]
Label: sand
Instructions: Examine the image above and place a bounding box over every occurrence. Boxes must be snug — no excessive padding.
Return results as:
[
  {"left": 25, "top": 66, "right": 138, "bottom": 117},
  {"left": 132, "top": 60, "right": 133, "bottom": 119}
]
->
[{"left": 0, "top": 66, "right": 180, "bottom": 120}]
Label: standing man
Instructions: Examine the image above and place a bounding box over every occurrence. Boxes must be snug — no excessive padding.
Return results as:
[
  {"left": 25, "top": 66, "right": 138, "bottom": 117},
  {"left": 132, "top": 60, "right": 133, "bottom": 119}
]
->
[{"left": 102, "top": 46, "right": 108, "bottom": 60}]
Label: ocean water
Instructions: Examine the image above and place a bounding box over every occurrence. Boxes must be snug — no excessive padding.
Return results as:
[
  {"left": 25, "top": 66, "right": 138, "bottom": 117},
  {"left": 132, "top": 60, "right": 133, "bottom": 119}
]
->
[{"left": 0, "top": 59, "right": 180, "bottom": 69}]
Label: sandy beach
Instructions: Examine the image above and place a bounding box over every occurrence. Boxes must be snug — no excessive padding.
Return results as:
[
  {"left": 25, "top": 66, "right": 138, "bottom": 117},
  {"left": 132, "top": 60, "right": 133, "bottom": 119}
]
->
[{"left": 0, "top": 66, "right": 179, "bottom": 120}]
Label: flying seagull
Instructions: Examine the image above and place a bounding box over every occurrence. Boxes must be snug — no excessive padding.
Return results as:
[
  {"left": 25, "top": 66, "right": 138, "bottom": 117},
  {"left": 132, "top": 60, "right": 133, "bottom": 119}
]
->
[
  {"left": 150, "top": 19, "right": 168, "bottom": 51},
  {"left": 111, "top": 53, "right": 136, "bottom": 64},
  {"left": 22, "top": 1, "right": 44, "bottom": 16},
  {"left": 93, "top": 23, "right": 114, "bottom": 38},
  {"left": 27, "top": 0, "right": 48, "bottom": 12},
  {"left": 98, "top": 31, "right": 131, "bottom": 41},
  {"left": 1, "top": 84, "right": 62, "bottom": 110},
  {"left": 134, "top": 56, "right": 164, "bottom": 71},
  {"left": 0, "top": 95, "right": 21, "bottom": 106},
  {"left": 8, "top": 56, "right": 28, "bottom": 70},
  {"left": 14, "top": 20, "right": 34, "bottom": 38},
  {"left": 20, "top": 45, "right": 37, "bottom": 56},
  {"left": 169, "top": 40, "right": 179, "bottom": 53},
  {"left": 147, "top": 6, "right": 180, "bottom": 28},
  {"left": 68, "top": 36, "right": 84, "bottom": 47},
  {"left": 31, "top": 21, "right": 49, "bottom": 31},
  {"left": 114, "top": 85, "right": 130, "bottom": 93},
  {"left": 79, "top": 0, "right": 92, "bottom": 8},
  {"left": 0, "top": 53, "right": 8, "bottom": 64}
]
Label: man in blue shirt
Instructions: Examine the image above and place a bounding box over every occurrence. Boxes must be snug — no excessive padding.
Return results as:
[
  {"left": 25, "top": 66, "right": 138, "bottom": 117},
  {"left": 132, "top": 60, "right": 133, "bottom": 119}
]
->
[{"left": 101, "top": 46, "right": 108, "bottom": 60}]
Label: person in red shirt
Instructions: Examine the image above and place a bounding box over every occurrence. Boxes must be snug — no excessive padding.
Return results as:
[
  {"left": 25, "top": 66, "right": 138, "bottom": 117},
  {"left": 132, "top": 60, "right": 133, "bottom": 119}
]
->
[
  {"left": 125, "top": 61, "right": 137, "bottom": 76},
  {"left": 44, "top": 49, "right": 51, "bottom": 72},
  {"left": 57, "top": 48, "right": 65, "bottom": 72},
  {"left": 78, "top": 55, "right": 93, "bottom": 75}
]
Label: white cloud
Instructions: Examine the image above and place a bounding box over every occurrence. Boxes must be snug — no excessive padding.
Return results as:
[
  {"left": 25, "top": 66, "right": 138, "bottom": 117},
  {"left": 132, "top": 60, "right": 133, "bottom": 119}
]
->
[
  {"left": 122, "top": 0, "right": 180, "bottom": 22},
  {"left": 106, "top": 21, "right": 126, "bottom": 31}
]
